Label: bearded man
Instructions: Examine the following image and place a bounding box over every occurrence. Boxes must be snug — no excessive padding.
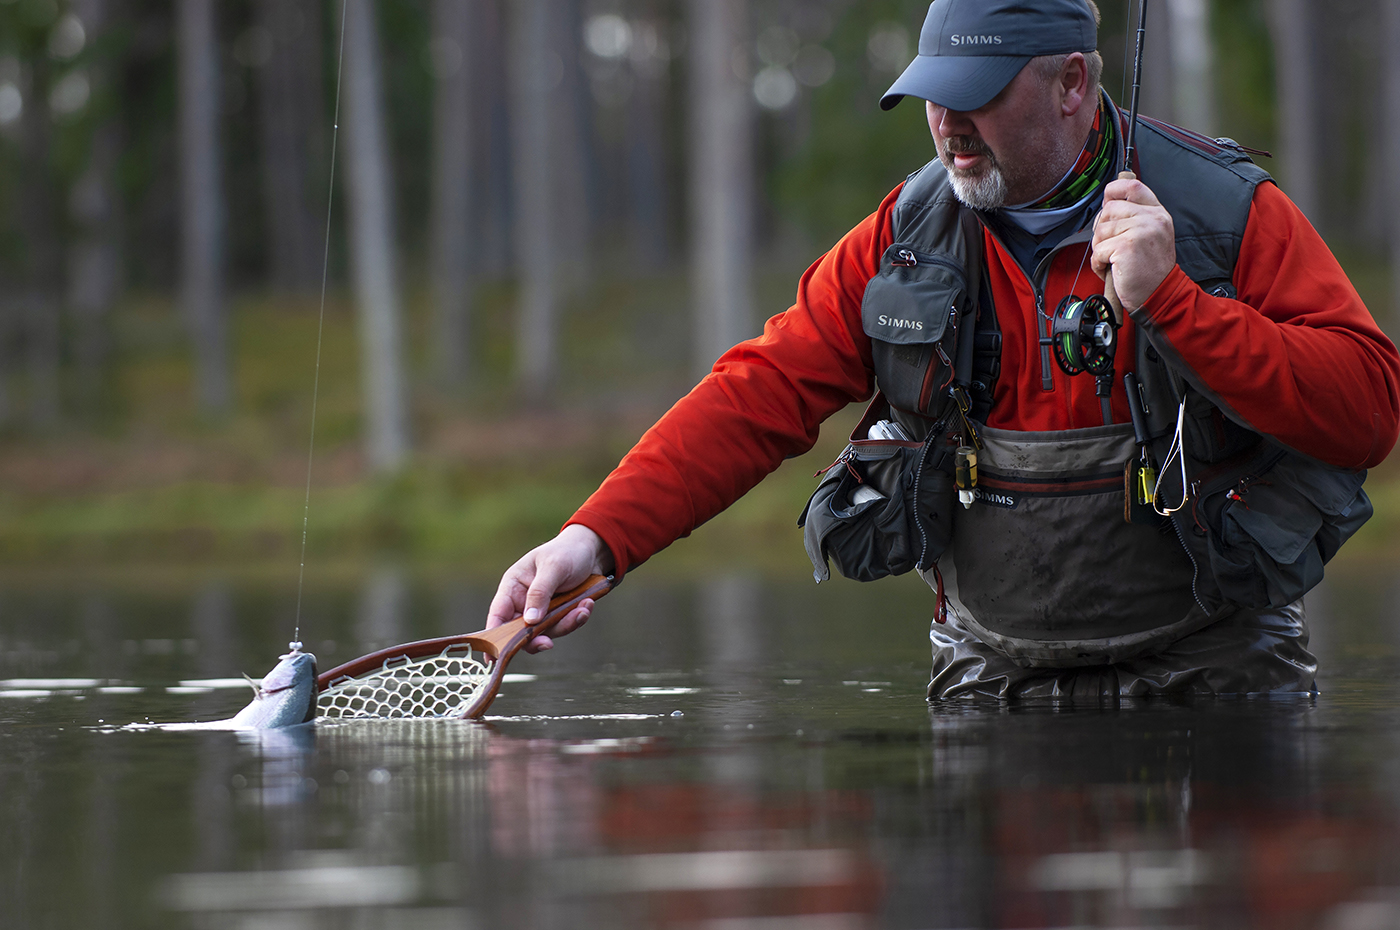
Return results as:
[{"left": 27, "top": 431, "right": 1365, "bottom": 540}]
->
[{"left": 487, "top": 0, "right": 1400, "bottom": 698}]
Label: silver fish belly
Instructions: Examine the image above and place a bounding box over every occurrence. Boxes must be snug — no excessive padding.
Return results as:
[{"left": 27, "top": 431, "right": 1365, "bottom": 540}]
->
[{"left": 226, "top": 648, "right": 319, "bottom": 729}]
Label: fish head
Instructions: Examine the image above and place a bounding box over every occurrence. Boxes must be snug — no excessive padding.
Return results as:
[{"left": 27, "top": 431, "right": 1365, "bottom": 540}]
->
[
  {"left": 262, "top": 649, "right": 318, "bottom": 695},
  {"left": 230, "top": 648, "right": 319, "bottom": 728}
]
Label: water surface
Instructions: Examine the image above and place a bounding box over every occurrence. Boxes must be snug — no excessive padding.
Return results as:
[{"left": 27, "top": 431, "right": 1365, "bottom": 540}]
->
[{"left": 1, "top": 566, "right": 1398, "bottom": 929}]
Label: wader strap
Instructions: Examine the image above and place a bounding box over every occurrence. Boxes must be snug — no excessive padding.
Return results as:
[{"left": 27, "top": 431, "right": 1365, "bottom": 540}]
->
[
  {"left": 953, "top": 210, "right": 983, "bottom": 389},
  {"left": 969, "top": 266, "right": 1001, "bottom": 423}
]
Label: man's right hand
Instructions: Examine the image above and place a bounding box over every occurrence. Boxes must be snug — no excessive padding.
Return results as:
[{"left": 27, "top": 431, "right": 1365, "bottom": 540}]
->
[{"left": 486, "top": 524, "right": 615, "bottom": 653}]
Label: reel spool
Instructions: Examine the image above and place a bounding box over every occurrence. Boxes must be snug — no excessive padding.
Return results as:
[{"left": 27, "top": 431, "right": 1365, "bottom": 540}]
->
[{"left": 1050, "top": 294, "right": 1119, "bottom": 377}]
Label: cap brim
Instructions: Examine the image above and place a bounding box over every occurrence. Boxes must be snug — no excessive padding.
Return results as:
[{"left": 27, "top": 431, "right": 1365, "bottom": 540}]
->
[{"left": 880, "top": 54, "right": 1030, "bottom": 111}]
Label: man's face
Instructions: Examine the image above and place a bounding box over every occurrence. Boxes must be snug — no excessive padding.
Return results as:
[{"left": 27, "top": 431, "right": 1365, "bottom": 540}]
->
[{"left": 925, "top": 61, "right": 1081, "bottom": 210}]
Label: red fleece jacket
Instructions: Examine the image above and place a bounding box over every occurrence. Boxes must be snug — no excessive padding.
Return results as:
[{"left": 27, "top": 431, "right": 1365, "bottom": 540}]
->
[{"left": 569, "top": 180, "right": 1400, "bottom": 580}]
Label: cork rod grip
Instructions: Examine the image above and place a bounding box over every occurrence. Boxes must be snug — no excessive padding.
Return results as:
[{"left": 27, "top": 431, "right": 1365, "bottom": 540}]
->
[{"left": 1101, "top": 168, "right": 1137, "bottom": 325}]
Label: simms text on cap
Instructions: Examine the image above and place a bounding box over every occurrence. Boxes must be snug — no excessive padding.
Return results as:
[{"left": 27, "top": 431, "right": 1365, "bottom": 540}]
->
[{"left": 881, "top": 0, "right": 1098, "bottom": 112}]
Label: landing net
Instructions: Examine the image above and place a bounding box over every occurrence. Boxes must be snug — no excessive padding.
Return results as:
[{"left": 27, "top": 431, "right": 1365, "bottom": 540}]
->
[{"left": 317, "top": 649, "right": 491, "bottom": 719}]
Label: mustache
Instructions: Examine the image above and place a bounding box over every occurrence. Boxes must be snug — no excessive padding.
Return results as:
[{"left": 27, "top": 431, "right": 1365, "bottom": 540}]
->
[{"left": 943, "top": 136, "right": 996, "bottom": 159}]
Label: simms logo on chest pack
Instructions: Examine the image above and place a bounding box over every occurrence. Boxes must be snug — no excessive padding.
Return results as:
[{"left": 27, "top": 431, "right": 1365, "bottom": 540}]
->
[
  {"left": 950, "top": 35, "right": 1002, "bottom": 46},
  {"left": 877, "top": 315, "right": 923, "bottom": 331}
]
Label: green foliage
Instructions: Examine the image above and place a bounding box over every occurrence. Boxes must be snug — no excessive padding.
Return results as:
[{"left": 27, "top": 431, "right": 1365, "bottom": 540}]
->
[
  {"left": 0, "top": 0, "right": 1394, "bottom": 571},
  {"left": 1210, "top": 0, "right": 1275, "bottom": 152},
  {"left": 0, "top": 270, "right": 861, "bottom": 566},
  {"left": 770, "top": 1, "right": 935, "bottom": 247},
  {"left": 377, "top": 0, "right": 434, "bottom": 267}
]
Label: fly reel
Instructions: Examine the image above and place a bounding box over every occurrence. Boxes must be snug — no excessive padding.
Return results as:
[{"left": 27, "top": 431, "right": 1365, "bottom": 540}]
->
[{"left": 1050, "top": 293, "right": 1119, "bottom": 377}]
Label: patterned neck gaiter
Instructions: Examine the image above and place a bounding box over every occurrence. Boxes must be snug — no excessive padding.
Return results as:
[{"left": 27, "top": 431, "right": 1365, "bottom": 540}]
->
[{"left": 1022, "top": 101, "right": 1116, "bottom": 211}]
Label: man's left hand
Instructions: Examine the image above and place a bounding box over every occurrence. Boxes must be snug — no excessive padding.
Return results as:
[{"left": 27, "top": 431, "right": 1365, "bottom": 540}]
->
[{"left": 1091, "top": 178, "right": 1176, "bottom": 313}]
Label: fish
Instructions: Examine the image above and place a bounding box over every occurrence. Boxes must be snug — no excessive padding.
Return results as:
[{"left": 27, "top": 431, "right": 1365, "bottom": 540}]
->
[
  {"left": 224, "top": 647, "right": 319, "bottom": 729},
  {"left": 135, "top": 645, "right": 320, "bottom": 732}
]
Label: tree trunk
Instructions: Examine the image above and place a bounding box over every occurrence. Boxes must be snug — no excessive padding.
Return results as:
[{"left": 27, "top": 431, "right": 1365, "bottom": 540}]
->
[
  {"left": 430, "top": 0, "right": 473, "bottom": 387},
  {"left": 510, "top": 0, "right": 558, "bottom": 402},
  {"left": 18, "top": 56, "right": 62, "bottom": 428},
  {"left": 68, "top": 122, "right": 122, "bottom": 415},
  {"left": 554, "top": 0, "right": 595, "bottom": 289},
  {"left": 253, "top": 0, "right": 323, "bottom": 294},
  {"left": 68, "top": 0, "right": 122, "bottom": 415},
  {"left": 1265, "top": 0, "right": 1320, "bottom": 224},
  {"left": 342, "top": 0, "right": 411, "bottom": 473},
  {"left": 687, "top": 0, "right": 754, "bottom": 376},
  {"left": 628, "top": 7, "right": 671, "bottom": 270},
  {"left": 1138, "top": 0, "right": 1217, "bottom": 135},
  {"left": 474, "top": 0, "right": 513, "bottom": 279},
  {"left": 176, "top": 0, "right": 232, "bottom": 414},
  {"left": 1383, "top": 0, "right": 1400, "bottom": 320},
  {"left": 1166, "top": 0, "right": 1217, "bottom": 135},
  {"left": 1139, "top": 0, "right": 1174, "bottom": 123}
]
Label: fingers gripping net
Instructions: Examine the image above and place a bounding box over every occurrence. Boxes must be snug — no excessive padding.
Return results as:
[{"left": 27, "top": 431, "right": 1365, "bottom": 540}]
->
[{"left": 317, "top": 647, "right": 491, "bottom": 719}]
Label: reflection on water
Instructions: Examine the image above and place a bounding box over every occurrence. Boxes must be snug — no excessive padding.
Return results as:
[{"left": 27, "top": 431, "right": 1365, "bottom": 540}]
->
[
  {"left": 356, "top": 566, "right": 409, "bottom": 654},
  {"left": 0, "top": 568, "right": 1398, "bottom": 928}
]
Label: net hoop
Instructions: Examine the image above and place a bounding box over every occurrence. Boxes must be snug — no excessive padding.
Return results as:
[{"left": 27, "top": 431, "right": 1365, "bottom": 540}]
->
[{"left": 317, "top": 644, "right": 492, "bottom": 720}]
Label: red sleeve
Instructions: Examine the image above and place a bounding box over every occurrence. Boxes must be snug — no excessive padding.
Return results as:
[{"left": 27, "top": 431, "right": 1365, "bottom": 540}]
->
[
  {"left": 1134, "top": 180, "right": 1400, "bottom": 469},
  {"left": 563, "top": 187, "right": 901, "bottom": 578}
]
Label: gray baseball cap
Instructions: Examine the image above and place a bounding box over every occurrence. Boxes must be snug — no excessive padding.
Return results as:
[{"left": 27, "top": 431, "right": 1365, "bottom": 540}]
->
[{"left": 880, "top": 0, "right": 1097, "bottom": 112}]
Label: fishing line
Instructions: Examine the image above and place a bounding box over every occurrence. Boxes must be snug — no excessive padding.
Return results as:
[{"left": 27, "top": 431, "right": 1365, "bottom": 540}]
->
[
  {"left": 292, "top": 0, "right": 350, "bottom": 650},
  {"left": 1068, "top": 221, "right": 1094, "bottom": 298}
]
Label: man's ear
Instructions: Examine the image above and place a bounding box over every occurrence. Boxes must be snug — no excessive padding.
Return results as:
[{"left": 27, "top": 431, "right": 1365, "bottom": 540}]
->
[{"left": 1059, "top": 52, "right": 1091, "bottom": 116}]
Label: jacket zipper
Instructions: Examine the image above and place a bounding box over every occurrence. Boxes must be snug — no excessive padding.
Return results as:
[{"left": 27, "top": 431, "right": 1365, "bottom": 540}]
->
[
  {"left": 891, "top": 247, "right": 967, "bottom": 278},
  {"left": 1035, "top": 290, "right": 1052, "bottom": 391},
  {"left": 918, "top": 312, "right": 957, "bottom": 413},
  {"left": 976, "top": 223, "right": 1092, "bottom": 394}
]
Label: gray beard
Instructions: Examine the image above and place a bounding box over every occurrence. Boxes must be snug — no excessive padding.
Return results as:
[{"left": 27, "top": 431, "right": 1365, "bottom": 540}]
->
[{"left": 945, "top": 162, "right": 1009, "bottom": 211}]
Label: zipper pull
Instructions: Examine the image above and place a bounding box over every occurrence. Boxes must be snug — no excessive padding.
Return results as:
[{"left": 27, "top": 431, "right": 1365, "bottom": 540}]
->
[
  {"left": 893, "top": 249, "right": 918, "bottom": 267},
  {"left": 813, "top": 445, "right": 854, "bottom": 478},
  {"left": 1035, "top": 290, "right": 1054, "bottom": 392}
]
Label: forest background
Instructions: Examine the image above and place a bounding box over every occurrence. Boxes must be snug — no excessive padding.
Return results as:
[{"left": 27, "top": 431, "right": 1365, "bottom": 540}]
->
[{"left": 0, "top": 0, "right": 1397, "bottom": 583}]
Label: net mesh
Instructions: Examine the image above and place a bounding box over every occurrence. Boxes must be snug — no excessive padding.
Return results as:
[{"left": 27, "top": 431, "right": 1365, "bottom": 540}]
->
[{"left": 317, "top": 648, "right": 492, "bottom": 719}]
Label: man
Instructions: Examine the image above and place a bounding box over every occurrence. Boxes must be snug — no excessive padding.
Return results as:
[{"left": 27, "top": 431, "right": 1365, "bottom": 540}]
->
[{"left": 488, "top": 0, "right": 1400, "bottom": 697}]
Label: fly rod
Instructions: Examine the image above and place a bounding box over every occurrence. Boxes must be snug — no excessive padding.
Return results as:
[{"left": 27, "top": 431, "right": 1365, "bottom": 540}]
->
[
  {"left": 1103, "top": 0, "right": 1149, "bottom": 323},
  {"left": 1043, "top": 0, "right": 1149, "bottom": 403}
]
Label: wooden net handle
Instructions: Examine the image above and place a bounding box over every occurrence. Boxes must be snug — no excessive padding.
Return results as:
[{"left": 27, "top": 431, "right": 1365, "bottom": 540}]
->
[
  {"left": 316, "top": 574, "right": 613, "bottom": 691},
  {"left": 456, "top": 573, "right": 613, "bottom": 718},
  {"left": 466, "top": 573, "right": 612, "bottom": 659}
]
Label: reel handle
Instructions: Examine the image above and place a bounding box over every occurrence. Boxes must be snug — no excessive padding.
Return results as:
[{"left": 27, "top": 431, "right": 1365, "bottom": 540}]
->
[{"left": 1101, "top": 168, "right": 1137, "bottom": 326}]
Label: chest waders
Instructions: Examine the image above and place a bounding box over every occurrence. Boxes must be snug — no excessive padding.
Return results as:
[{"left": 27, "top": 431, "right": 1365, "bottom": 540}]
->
[
  {"left": 948, "top": 422, "right": 1215, "bottom": 666},
  {"left": 806, "top": 111, "right": 1372, "bottom": 672}
]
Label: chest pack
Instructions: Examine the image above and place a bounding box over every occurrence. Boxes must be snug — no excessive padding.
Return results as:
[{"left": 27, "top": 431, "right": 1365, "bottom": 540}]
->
[{"left": 801, "top": 114, "right": 1372, "bottom": 630}]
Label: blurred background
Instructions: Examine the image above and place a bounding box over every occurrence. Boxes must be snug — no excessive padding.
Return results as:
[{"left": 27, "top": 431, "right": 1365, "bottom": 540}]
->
[{"left": 0, "top": 0, "right": 1396, "bottom": 574}]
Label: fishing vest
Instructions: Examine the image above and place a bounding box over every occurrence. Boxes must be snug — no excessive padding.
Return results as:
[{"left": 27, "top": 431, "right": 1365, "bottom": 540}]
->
[{"left": 856, "top": 113, "right": 1372, "bottom": 666}]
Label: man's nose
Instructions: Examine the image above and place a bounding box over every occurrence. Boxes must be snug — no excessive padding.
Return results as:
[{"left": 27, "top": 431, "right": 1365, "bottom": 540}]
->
[{"left": 936, "top": 107, "right": 976, "bottom": 138}]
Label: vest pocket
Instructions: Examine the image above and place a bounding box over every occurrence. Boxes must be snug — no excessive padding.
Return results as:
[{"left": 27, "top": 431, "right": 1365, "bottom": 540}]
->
[
  {"left": 1196, "top": 451, "right": 1371, "bottom": 608},
  {"left": 799, "top": 445, "right": 914, "bottom": 582},
  {"left": 863, "top": 243, "right": 968, "bottom": 416},
  {"left": 798, "top": 397, "right": 954, "bottom": 583}
]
